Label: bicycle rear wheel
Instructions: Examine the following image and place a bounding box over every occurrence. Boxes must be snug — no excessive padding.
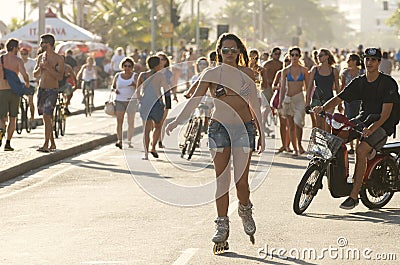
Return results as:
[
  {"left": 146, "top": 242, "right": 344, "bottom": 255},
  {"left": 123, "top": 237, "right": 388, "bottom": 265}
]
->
[
  {"left": 188, "top": 118, "right": 202, "bottom": 160},
  {"left": 22, "top": 99, "right": 31, "bottom": 133},
  {"left": 84, "top": 89, "right": 90, "bottom": 117},
  {"left": 54, "top": 105, "right": 60, "bottom": 138}
]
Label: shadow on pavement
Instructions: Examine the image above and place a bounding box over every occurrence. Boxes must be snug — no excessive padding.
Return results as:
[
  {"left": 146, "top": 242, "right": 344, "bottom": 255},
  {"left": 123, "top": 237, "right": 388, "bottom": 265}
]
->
[
  {"left": 303, "top": 208, "right": 400, "bottom": 225},
  {"left": 220, "top": 251, "right": 318, "bottom": 265}
]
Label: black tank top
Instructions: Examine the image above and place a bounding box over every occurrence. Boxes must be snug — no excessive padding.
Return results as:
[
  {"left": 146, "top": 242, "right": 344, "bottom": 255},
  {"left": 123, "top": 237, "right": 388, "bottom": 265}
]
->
[{"left": 313, "top": 67, "right": 334, "bottom": 102}]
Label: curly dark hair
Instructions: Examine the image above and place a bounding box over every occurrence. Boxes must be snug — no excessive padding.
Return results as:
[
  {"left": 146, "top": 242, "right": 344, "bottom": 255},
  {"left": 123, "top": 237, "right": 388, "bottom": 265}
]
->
[{"left": 216, "top": 33, "right": 249, "bottom": 67}]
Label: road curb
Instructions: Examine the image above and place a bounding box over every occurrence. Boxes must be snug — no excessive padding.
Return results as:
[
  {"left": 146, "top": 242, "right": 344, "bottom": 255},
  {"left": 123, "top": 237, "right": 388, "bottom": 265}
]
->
[{"left": 0, "top": 133, "right": 117, "bottom": 183}]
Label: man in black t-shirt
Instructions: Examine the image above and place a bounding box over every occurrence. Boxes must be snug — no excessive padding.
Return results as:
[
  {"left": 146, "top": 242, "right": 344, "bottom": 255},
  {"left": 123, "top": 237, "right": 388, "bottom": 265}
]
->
[{"left": 313, "top": 48, "right": 400, "bottom": 210}]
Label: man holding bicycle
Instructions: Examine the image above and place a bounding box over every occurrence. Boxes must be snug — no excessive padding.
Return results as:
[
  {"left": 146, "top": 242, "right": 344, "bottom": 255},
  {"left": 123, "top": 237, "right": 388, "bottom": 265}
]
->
[{"left": 314, "top": 48, "right": 400, "bottom": 210}]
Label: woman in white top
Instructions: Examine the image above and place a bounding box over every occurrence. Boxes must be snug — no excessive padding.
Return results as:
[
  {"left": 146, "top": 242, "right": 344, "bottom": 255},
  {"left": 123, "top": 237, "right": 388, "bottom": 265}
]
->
[
  {"left": 111, "top": 57, "right": 137, "bottom": 149},
  {"left": 77, "top": 56, "right": 99, "bottom": 109}
]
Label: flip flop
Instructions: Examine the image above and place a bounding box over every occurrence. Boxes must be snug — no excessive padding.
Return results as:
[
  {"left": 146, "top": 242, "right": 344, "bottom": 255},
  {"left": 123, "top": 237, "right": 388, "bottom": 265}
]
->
[
  {"left": 150, "top": 151, "right": 159, "bottom": 158},
  {"left": 37, "top": 147, "right": 50, "bottom": 153}
]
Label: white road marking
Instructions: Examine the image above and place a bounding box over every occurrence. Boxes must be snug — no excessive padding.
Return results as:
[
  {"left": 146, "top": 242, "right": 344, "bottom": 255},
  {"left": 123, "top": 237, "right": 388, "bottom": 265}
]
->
[{"left": 172, "top": 248, "right": 199, "bottom": 265}]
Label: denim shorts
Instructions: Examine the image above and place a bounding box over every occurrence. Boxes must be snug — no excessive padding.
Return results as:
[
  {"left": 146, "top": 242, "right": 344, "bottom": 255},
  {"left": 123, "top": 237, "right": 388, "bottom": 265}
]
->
[
  {"left": 115, "top": 99, "right": 138, "bottom": 114},
  {"left": 208, "top": 120, "right": 256, "bottom": 150}
]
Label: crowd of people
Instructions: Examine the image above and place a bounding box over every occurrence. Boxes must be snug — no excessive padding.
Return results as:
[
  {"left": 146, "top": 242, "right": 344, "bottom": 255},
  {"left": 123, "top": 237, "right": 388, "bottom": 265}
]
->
[{"left": 1, "top": 32, "right": 400, "bottom": 246}]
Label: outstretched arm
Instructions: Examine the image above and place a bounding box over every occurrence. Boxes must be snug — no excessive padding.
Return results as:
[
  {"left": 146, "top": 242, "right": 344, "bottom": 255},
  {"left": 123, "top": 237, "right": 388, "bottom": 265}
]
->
[{"left": 165, "top": 76, "right": 209, "bottom": 135}]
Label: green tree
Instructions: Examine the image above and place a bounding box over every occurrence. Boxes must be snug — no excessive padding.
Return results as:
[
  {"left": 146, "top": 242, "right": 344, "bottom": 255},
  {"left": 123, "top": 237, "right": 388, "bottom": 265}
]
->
[{"left": 218, "top": 0, "right": 352, "bottom": 49}]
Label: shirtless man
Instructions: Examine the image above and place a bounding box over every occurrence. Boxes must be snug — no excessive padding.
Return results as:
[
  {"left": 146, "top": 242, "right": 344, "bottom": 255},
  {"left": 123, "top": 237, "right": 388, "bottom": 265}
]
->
[
  {"left": 33, "top": 34, "right": 64, "bottom": 153},
  {"left": 261, "top": 47, "right": 283, "bottom": 132},
  {"left": 0, "top": 38, "right": 29, "bottom": 151}
]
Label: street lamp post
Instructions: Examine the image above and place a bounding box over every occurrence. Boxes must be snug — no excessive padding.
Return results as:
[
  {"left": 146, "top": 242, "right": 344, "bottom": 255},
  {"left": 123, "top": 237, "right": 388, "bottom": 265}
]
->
[
  {"left": 38, "top": 0, "right": 45, "bottom": 43},
  {"left": 196, "top": 0, "right": 201, "bottom": 53},
  {"left": 151, "top": 0, "right": 156, "bottom": 52}
]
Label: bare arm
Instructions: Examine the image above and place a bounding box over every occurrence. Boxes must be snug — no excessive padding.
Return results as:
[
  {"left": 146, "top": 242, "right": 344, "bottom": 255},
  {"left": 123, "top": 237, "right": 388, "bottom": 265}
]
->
[
  {"left": 333, "top": 68, "right": 340, "bottom": 94},
  {"left": 165, "top": 74, "right": 209, "bottom": 135},
  {"left": 18, "top": 58, "right": 29, "bottom": 88},
  {"left": 33, "top": 54, "right": 42, "bottom": 78},
  {"left": 306, "top": 66, "right": 316, "bottom": 106},
  {"left": 279, "top": 68, "right": 288, "bottom": 109}
]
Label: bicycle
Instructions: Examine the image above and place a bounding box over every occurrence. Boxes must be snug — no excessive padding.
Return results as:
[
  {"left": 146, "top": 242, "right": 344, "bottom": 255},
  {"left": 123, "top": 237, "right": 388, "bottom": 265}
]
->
[
  {"left": 82, "top": 79, "right": 95, "bottom": 117},
  {"left": 293, "top": 112, "right": 400, "bottom": 215},
  {"left": 16, "top": 95, "right": 32, "bottom": 134},
  {"left": 180, "top": 103, "right": 209, "bottom": 160},
  {"left": 53, "top": 92, "right": 66, "bottom": 139}
]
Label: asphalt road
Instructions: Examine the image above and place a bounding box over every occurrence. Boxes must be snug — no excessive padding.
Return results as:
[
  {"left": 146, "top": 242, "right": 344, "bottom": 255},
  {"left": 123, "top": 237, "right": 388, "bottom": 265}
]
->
[{"left": 0, "top": 118, "right": 399, "bottom": 265}]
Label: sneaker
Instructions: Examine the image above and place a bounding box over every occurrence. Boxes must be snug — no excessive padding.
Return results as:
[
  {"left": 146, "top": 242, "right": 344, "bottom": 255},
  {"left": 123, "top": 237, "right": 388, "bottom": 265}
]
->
[
  {"left": 4, "top": 145, "right": 14, "bottom": 151},
  {"left": 340, "top": 197, "right": 359, "bottom": 210}
]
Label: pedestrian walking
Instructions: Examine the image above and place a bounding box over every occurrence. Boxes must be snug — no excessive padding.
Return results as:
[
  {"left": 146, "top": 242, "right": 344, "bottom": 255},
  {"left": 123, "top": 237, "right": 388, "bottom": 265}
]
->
[
  {"left": 0, "top": 38, "right": 30, "bottom": 151},
  {"left": 136, "top": 56, "right": 169, "bottom": 160},
  {"left": 271, "top": 54, "right": 291, "bottom": 153},
  {"left": 306, "top": 48, "right": 340, "bottom": 131},
  {"left": 33, "top": 34, "right": 65, "bottom": 153},
  {"left": 279, "top": 47, "right": 309, "bottom": 156},
  {"left": 261, "top": 47, "right": 283, "bottom": 134},
  {"left": 111, "top": 47, "right": 125, "bottom": 76},
  {"left": 111, "top": 57, "right": 138, "bottom": 149},
  {"left": 157, "top": 52, "right": 177, "bottom": 148},
  {"left": 165, "top": 33, "right": 265, "bottom": 253}
]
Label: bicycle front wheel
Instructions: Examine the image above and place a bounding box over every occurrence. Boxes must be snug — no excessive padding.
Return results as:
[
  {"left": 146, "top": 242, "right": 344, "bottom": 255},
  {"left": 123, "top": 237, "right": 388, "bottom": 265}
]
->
[
  {"left": 187, "top": 118, "right": 202, "bottom": 160},
  {"left": 60, "top": 107, "right": 66, "bottom": 136},
  {"left": 293, "top": 164, "right": 322, "bottom": 215}
]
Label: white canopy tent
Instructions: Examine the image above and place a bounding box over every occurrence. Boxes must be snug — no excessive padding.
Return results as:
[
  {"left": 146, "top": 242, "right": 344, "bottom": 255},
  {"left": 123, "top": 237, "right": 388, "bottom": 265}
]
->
[{"left": 1, "top": 9, "right": 98, "bottom": 42}]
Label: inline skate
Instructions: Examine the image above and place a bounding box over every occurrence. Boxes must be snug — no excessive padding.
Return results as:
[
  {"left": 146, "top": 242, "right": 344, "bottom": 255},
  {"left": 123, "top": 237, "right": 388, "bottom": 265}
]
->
[
  {"left": 238, "top": 201, "right": 256, "bottom": 244},
  {"left": 212, "top": 216, "right": 229, "bottom": 254}
]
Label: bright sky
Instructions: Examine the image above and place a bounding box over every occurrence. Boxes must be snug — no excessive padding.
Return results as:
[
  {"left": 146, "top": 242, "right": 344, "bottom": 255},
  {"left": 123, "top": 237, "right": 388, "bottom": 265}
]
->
[{"left": 0, "top": 1, "right": 31, "bottom": 26}]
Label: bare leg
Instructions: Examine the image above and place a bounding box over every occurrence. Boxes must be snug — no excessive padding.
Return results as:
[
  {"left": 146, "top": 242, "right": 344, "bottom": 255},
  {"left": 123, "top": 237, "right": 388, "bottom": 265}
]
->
[
  {"left": 210, "top": 147, "right": 232, "bottom": 217},
  {"left": 232, "top": 147, "right": 252, "bottom": 205},
  {"left": 116, "top": 111, "right": 125, "bottom": 144},
  {"left": 6, "top": 116, "right": 16, "bottom": 141},
  {"left": 286, "top": 116, "right": 298, "bottom": 155},
  {"left": 151, "top": 120, "right": 163, "bottom": 152},
  {"left": 349, "top": 142, "right": 372, "bottom": 199},
  {"left": 28, "top": 95, "right": 35, "bottom": 120},
  {"left": 142, "top": 120, "right": 153, "bottom": 158},
  {"left": 159, "top": 109, "right": 169, "bottom": 147},
  {"left": 41, "top": 113, "right": 53, "bottom": 150},
  {"left": 295, "top": 124, "right": 305, "bottom": 154},
  {"left": 126, "top": 111, "right": 136, "bottom": 145}
]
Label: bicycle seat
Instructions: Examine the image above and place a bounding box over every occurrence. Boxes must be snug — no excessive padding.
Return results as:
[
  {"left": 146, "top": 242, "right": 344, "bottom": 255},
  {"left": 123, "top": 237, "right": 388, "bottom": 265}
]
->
[{"left": 381, "top": 142, "right": 400, "bottom": 153}]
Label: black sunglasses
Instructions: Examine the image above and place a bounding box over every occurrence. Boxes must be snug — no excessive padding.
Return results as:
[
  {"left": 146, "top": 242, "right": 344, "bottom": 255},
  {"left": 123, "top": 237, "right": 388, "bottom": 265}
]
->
[{"left": 221, "top": 47, "right": 239, "bottom": 54}]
